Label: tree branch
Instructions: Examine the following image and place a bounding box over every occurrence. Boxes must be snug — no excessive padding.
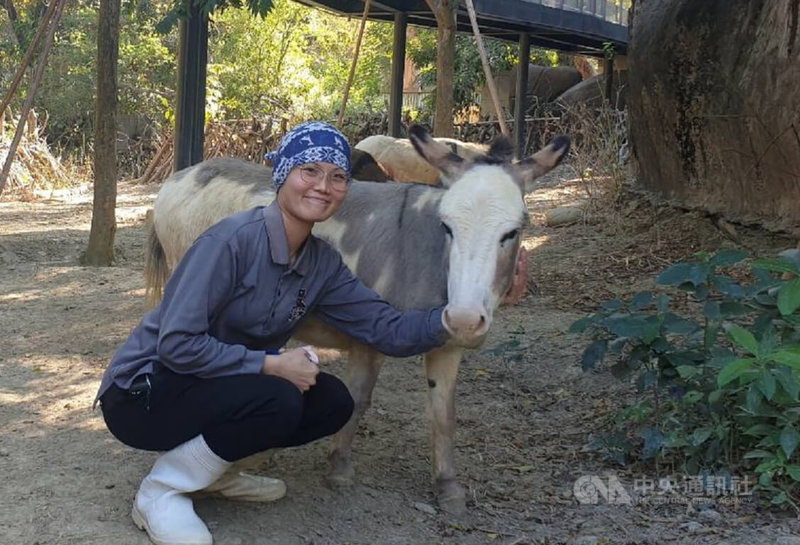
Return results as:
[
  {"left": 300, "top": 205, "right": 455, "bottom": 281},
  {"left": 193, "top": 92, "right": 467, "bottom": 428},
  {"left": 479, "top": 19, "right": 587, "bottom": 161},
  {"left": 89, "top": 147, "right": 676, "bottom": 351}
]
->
[{"left": 0, "top": 0, "right": 60, "bottom": 117}]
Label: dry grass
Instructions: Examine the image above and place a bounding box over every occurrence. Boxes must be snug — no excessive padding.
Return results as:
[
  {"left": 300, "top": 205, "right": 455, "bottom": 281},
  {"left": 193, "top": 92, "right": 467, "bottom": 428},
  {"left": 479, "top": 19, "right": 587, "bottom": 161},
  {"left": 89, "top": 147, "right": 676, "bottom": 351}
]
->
[{"left": 0, "top": 110, "right": 89, "bottom": 198}]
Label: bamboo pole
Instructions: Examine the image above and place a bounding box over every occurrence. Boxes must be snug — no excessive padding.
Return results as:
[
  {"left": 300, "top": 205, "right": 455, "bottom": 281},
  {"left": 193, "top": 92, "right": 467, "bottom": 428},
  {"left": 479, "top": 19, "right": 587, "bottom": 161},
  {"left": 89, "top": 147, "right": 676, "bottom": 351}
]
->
[
  {"left": 337, "top": 0, "right": 371, "bottom": 128},
  {"left": 0, "top": 0, "right": 66, "bottom": 196},
  {"left": 0, "top": 0, "right": 60, "bottom": 119},
  {"left": 464, "top": 0, "right": 510, "bottom": 137}
]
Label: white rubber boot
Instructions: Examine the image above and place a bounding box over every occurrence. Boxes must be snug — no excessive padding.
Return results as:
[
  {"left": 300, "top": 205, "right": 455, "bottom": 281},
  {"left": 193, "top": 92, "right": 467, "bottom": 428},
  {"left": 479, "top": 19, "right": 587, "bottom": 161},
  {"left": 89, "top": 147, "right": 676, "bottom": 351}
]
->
[{"left": 132, "top": 435, "right": 231, "bottom": 545}]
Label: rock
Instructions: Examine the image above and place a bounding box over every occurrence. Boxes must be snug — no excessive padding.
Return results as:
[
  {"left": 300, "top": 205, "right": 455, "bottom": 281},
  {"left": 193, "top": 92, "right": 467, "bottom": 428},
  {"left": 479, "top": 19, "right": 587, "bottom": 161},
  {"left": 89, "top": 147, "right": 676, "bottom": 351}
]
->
[
  {"left": 544, "top": 206, "right": 583, "bottom": 227},
  {"left": 698, "top": 509, "right": 722, "bottom": 522},
  {"left": 776, "top": 538, "right": 800, "bottom": 545},
  {"left": 679, "top": 521, "right": 703, "bottom": 534},
  {"left": 556, "top": 72, "right": 629, "bottom": 110},
  {"left": 413, "top": 502, "right": 437, "bottom": 515},
  {"left": 480, "top": 65, "right": 582, "bottom": 117},
  {"left": 628, "top": 0, "right": 800, "bottom": 235}
]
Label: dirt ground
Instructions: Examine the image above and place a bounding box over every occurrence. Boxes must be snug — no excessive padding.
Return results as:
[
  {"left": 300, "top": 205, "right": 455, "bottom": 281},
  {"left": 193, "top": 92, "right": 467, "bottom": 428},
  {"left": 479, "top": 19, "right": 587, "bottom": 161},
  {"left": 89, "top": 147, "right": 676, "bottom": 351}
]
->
[{"left": 2, "top": 169, "right": 800, "bottom": 545}]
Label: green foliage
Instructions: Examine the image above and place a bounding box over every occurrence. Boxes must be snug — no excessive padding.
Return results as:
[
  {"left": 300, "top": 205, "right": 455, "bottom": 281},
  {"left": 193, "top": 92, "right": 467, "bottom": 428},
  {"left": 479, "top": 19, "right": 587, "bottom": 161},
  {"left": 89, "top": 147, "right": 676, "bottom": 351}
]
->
[
  {"left": 2, "top": 0, "right": 395, "bottom": 150},
  {"left": 208, "top": 1, "right": 392, "bottom": 121},
  {"left": 572, "top": 248, "right": 800, "bottom": 510},
  {"left": 2, "top": 0, "right": 178, "bottom": 149}
]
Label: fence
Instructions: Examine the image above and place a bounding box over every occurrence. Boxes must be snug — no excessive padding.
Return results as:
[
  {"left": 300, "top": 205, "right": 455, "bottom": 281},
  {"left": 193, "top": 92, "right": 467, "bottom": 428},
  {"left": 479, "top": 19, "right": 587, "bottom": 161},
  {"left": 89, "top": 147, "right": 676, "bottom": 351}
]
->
[{"left": 525, "top": 0, "right": 631, "bottom": 26}]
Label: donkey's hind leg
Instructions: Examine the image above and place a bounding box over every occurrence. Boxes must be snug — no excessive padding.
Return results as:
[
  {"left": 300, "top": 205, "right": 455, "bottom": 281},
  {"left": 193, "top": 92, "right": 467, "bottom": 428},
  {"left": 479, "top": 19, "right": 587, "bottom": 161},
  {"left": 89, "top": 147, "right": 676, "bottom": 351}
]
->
[{"left": 328, "top": 343, "right": 385, "bottom": 486}]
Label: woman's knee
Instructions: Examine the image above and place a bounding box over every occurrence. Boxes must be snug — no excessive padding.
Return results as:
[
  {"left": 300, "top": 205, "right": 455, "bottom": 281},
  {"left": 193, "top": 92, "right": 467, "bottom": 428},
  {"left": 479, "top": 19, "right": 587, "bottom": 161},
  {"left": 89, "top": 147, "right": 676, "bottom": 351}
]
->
[
  {"left": 261, "top": 376, "right": 305, "bottom": 424},
  {"left": 314, "top": 373, "right": 354, "bottom": 426}
]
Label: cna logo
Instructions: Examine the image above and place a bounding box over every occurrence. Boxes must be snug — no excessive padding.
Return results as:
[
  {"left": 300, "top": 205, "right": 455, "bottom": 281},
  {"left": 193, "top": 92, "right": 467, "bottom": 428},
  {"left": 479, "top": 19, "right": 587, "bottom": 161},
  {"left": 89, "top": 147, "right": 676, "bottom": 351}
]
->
[{"left": 573, "top": 475, "right": 633, "bottom": 505}]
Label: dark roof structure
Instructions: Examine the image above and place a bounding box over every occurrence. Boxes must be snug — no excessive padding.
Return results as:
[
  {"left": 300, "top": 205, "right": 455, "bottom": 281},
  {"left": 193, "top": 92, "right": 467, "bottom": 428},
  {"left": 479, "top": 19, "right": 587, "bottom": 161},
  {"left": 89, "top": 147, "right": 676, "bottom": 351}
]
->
[
  {"left": 294, "top": 0, "right": 629, "bottom": 56},
  {"left": 171, "top": 0, "right": 630, "bottom": 169}
]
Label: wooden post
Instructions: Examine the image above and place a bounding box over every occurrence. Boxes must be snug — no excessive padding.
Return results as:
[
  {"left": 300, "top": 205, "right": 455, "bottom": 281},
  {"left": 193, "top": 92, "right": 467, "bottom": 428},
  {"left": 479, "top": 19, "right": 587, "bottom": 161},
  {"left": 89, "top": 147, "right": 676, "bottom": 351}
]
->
[
  {"left": 26, "top": 109, "right": 38, "bottom": 140},
  {"left": 424, "top": 0, "right": 457, "bottom": 137},
  {"left": 388, "top": 12, "right": 407, "bottom": 137},
  {"left": 514, "top": 33, "right": 530, "bottom": 158}
]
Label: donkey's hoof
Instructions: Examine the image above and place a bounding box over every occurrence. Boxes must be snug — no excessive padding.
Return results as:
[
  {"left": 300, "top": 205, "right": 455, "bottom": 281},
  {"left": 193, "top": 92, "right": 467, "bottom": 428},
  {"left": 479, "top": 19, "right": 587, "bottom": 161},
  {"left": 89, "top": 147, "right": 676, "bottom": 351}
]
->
[
  {"left": 436, "top": 479, "right": 466, "bottom": 515},
  {"left": 326, "top": 471, "right": 354, "bottom": 488},
  {"left": 327, "top": 453, "right": 355, "bottom": 488}
]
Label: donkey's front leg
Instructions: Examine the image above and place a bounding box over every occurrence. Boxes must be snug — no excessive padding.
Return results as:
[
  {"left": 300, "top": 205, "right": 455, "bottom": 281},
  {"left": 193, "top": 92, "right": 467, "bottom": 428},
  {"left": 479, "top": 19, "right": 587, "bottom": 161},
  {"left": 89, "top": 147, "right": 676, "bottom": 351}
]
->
[
  {"left": 328, "top": 343, "right": 385, "bottom": 486},
  {"left": 424, "top": 345, "right": 466, "bottom": 515}
]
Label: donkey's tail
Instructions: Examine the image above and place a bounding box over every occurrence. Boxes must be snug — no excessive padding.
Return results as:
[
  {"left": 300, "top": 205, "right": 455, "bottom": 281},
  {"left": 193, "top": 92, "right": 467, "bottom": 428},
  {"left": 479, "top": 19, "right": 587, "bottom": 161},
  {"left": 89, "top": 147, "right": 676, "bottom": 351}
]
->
[{"left": 144, "top": 211, "right": 169, "bottom": 308}]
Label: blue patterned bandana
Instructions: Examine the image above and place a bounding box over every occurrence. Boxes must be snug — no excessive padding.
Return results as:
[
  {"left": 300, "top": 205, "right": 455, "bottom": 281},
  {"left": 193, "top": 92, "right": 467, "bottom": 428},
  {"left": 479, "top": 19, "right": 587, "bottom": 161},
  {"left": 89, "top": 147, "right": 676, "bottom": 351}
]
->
[{"left": 265, "top": 121, "right": 351, "bottom": 191}]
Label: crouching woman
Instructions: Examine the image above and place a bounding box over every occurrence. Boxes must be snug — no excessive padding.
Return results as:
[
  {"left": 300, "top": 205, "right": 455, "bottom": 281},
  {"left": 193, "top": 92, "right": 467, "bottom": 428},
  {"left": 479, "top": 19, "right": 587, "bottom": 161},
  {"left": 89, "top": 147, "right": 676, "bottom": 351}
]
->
[{"left": 94, "top": 121, "right": 449, "bottom": 545}]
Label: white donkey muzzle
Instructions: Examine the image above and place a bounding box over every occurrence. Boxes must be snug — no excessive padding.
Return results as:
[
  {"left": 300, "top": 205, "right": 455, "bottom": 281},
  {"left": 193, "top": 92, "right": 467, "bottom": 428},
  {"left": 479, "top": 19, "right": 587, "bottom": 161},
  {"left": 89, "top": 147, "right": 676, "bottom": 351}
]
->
[{"left": 442, "top": 306, "right": 489, "bottom": 348}]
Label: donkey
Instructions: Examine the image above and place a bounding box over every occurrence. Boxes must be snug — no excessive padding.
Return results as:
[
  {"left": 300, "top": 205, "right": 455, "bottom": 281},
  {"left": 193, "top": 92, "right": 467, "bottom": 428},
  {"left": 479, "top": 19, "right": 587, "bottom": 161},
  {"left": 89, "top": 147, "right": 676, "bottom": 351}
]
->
[
  {"left": 355, "top": 134, "right": 488, "bottom": 185},
  {"left": 145, "top": 125, "right": 570, "bottom": 514}
]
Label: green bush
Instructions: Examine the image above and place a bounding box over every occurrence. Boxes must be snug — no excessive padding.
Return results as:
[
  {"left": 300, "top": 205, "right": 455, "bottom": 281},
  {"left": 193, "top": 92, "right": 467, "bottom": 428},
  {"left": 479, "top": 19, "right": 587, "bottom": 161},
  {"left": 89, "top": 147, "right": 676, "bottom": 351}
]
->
[{"left": 572, "top": 248, "right": 800, "bottom": 509}]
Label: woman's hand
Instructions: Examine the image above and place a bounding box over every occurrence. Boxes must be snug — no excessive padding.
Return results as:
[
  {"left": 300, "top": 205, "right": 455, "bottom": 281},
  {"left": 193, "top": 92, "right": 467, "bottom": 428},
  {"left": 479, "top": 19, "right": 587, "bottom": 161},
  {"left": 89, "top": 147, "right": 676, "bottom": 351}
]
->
[
  {"left": 262, "top": 347, "right": 319, "bottom": 391},
  {"left": 502, "top": 248, "right": 529, "bottom": 306}
]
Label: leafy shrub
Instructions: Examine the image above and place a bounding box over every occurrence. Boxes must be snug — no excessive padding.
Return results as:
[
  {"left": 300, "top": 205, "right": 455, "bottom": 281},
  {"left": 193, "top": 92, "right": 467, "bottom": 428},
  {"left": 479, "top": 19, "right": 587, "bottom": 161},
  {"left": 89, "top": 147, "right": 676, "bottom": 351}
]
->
[{"left": 571, "top": 248, "right": 800, "bottom": 509}]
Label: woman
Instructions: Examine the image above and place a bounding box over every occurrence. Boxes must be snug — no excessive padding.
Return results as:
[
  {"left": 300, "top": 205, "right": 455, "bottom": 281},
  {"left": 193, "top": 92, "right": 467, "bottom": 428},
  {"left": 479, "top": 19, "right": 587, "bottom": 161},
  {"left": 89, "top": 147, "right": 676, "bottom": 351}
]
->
[{"left": 95, "top": 121, "right": 449, "bottom": 545}]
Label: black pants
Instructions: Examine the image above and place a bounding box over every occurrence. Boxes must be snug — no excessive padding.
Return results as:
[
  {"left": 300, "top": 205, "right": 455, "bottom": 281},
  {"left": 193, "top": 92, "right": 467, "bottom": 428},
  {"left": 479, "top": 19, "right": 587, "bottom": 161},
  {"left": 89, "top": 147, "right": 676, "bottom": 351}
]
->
[{"left": 100, "top": 367, "right": 354, "bottom": 462}]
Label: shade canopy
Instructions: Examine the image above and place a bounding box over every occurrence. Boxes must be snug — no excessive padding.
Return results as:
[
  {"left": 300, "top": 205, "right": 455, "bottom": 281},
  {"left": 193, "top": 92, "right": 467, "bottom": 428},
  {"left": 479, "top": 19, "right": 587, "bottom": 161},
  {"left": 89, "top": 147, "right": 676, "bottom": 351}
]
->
[{"left": 294, "top": 0, "right": 629, "bottom": 56}]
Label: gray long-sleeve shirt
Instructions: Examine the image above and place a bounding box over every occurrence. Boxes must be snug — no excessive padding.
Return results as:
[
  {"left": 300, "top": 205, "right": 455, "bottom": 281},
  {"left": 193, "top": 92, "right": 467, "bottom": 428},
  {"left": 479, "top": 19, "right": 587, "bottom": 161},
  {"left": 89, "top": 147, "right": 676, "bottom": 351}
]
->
[{"left": 95, "top": 201, "right": 447, "bottom": 406}]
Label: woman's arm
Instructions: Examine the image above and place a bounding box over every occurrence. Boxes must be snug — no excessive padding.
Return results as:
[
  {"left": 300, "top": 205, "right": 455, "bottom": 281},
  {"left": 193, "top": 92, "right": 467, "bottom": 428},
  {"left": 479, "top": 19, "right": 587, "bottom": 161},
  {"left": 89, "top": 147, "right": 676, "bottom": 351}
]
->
[
  {"left": 156, "top": 235, "right": 267, "bottom": 377},
  {"left": 313, "top": 255, "right": 448, "bottom": 357}
]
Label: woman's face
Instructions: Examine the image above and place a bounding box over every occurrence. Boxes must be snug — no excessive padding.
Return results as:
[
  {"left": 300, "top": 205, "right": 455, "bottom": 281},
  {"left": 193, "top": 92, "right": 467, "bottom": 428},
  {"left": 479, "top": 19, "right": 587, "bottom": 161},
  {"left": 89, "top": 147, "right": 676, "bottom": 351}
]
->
[{"left": 276, "top": 162, "right": 348, "bottom": 225}]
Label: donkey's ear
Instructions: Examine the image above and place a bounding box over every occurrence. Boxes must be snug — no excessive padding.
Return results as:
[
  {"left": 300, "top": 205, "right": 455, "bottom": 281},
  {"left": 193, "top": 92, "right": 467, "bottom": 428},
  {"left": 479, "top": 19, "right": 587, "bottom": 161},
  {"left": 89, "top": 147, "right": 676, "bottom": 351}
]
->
[
  {"left": 516, "top": 135, "right": 570, "bottom": 193},
  {"left": 408, "top": 124, "right": 468, "bottom": 185}
]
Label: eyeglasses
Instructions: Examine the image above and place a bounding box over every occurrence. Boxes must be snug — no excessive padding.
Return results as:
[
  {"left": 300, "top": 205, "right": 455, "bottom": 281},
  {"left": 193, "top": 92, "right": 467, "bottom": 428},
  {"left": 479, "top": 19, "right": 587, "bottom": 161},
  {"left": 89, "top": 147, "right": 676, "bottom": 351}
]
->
[{"left": 297, "top": 164, "right": 349, "bottom": 191}]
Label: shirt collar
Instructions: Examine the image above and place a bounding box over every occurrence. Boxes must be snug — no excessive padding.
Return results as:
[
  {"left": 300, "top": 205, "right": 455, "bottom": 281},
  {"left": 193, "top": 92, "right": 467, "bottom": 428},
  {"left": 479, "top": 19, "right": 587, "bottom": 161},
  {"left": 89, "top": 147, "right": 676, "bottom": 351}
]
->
[{"left": 262, "top": 201, "right": 311, "bottom": 276}]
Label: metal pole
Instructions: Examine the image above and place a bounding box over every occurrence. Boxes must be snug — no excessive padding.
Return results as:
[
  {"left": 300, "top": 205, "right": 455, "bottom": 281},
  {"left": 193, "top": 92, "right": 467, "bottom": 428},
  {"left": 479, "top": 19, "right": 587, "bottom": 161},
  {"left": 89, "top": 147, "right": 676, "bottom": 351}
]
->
[
  {"left": 388, "top": 12, "right": 407, "bottom": 137},
  {"left": 193, "top": 14, "right": 208, "bottom": 165},
  {"left": 173, "top": 1, "right": 209, "bottom": 171},
  {"left": 514, "top": 33, "right": 530, "bottom": 158}
]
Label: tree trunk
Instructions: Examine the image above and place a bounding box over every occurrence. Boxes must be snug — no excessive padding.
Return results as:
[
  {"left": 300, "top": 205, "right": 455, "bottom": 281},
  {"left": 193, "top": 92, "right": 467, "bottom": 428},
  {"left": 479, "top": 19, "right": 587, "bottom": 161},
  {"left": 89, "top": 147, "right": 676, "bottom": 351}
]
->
[
  {"left": 628, "top": 0, "right": 800, "bottom": 233},
  {"left": 0, "top": 0, "right": 27, "bottom": 49},
  {"left": 429, "top": 0, "right": 457, "bottom": 137},
  {"left": 82, "top": 0, "right": 120, "bottom": 265}
]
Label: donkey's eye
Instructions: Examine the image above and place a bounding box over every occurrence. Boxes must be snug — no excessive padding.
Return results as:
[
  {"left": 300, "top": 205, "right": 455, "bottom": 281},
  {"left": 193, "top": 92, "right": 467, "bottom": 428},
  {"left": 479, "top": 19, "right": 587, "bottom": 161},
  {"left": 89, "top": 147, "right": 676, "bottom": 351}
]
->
[
  {"left": 500, "top": 229, "right": 519, "bottom": 244},
  {"left": 441, "top": 222, "right": 453, "bottom": 237}
]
